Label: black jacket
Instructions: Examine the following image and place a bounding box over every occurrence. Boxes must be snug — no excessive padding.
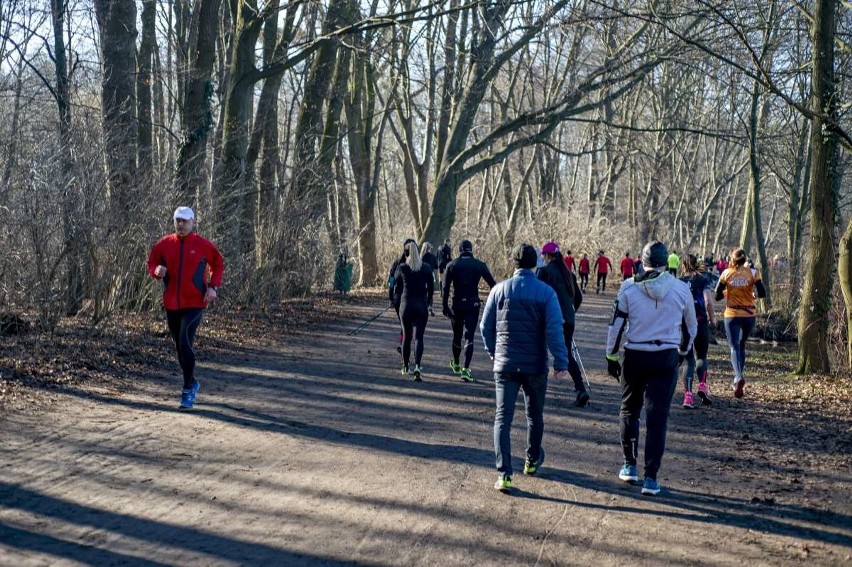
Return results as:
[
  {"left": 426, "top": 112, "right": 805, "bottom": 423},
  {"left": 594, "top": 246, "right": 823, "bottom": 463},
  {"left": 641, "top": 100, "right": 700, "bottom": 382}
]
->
[
  {"left": 422, "top": 252, "right": 439, "bottom": 272},
  {"left": 438, "top": 245, "right": 452, "bottom": 270},
  {"left": 393, "top": 263, "right": 434, "bottom": 307},
  {"left": 537, "top": 261, "right": 579, "bottom": 326},
  {"left": 442, "top": 253, "right": 496, "bottom": 310}
]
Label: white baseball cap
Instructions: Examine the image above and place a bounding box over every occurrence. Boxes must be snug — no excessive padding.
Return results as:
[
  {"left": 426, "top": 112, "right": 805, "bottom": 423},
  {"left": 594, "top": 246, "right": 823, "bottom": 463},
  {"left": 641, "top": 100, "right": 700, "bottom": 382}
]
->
[{"left": 173, "top": 206, "right": 195, "bottom": 220}]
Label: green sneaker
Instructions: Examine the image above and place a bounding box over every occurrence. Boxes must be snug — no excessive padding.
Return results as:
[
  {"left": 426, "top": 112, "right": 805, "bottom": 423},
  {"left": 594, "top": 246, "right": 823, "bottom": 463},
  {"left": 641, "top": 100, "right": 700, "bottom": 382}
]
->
[
  {"left": 494, "top": 475, "right": 512, "bottom": 492},
  {"left": 460, "top": 368, "right": 474, "bottom": 382},
  {"left": 523, "top": 447, "right": 545, "bottom": 475},
  {"left": 449, "top": 359, "right": 462, "bottom": 375}
]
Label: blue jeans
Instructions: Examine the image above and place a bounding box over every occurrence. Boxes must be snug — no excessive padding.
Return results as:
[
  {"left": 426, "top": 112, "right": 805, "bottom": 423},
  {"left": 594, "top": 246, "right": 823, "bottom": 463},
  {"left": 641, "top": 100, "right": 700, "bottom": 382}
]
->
[
  {"left": 724, "top": 316, "right": 756, "bottom": 380},
  {"left": 494, "top": 371, "right": 548, "bottom": 478}
]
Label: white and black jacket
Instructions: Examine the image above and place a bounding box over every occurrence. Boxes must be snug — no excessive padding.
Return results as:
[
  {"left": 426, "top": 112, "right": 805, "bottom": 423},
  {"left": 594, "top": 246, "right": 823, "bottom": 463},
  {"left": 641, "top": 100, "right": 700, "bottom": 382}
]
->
[{"left": 606, "top": 269, "right": 697, "bottom": 356}]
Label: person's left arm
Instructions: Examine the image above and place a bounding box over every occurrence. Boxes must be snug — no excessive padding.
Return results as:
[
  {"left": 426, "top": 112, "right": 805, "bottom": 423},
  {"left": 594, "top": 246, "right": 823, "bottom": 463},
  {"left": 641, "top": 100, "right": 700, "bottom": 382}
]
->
[
  {"left": 482, "top": 263, "right": 497, "bottom": 288},
  {"left": 605, "top": 288, "right": 629, "bottom": 377},
  {"left": 543, "top": 290, "right": 568, "bottom": 372},
  {"left": 754, "top": 270, "right": 767, "bottom": 298}
]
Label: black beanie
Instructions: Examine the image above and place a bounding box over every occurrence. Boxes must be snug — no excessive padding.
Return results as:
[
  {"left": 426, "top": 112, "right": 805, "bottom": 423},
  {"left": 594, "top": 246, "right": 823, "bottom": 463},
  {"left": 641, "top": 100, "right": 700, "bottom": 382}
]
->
[
  {"left": 642, "top": 241, "right": 669, "bottom": 268},
  {"left": 459, "top": 240, "right": 473, "bottom": 253},
  {"left": 512, "top": 243, "right": 538, "bottom": 269}
]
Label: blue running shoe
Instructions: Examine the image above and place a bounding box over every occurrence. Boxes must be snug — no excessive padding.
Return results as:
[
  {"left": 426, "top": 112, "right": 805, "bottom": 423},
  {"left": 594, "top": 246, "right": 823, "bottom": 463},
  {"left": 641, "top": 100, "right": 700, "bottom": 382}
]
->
[
  {"left": 618, "top": 464, "right": 639, "bottom": 483},
  {"left": 179, "top": 388, "right": 194, "bottom": 410},
  {"left": 189, "top": 380, "right": 200, "bottom": 403},
  {"left": 641, "top": 477, "right": 661, "bottom": 496}
]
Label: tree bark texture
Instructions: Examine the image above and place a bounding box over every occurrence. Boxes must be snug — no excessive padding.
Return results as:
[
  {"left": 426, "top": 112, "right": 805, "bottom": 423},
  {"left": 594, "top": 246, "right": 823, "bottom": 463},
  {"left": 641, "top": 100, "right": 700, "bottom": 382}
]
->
[
  {"left": 797, "top": 0, "right": 838, "bottom": 375},
  {"left": 94, "top": 0, "right": 138, "bottom": 226}
]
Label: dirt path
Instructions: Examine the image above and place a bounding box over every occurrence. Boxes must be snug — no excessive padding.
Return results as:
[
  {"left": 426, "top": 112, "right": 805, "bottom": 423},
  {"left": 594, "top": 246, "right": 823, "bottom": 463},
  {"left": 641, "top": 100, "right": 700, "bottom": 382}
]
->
[{"left": 0, "top": 291, "right": 850, "bottom": 566}]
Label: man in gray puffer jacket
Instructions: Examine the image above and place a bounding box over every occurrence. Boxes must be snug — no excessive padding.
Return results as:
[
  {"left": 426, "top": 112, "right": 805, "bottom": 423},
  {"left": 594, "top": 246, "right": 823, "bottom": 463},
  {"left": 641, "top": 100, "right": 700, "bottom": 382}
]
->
[{"left": 481, "top": 243, "right": 569, "bottom": 493}]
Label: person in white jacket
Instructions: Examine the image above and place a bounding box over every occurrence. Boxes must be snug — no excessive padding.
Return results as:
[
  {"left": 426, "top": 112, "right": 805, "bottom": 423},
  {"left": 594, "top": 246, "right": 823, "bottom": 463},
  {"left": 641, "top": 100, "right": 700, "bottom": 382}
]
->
[{"left": 605, "top": 241, "right": 697, "bottom": 496}]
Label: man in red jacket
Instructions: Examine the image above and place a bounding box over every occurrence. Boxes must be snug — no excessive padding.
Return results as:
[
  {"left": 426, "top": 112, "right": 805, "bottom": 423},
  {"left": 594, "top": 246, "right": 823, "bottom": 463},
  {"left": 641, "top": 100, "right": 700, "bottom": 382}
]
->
[
  {"left": 619, "top": 251, "right": 634, "bottom": 281},
  {"left": 593, "top": 250, "right": 613, "bottom": 294},
  {"left": 147, "top": 206, "right": 224, "bottom": 409}
]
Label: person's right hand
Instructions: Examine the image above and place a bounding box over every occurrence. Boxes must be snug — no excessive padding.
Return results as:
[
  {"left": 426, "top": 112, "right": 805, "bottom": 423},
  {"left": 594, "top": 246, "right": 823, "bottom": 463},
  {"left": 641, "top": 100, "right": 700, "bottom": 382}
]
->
[
  {"left": 154, "top": 266, "right": 167, "bottom": 278},
  {"left": 553, "top": 369, "right": 569, "bottom": 380},
  {"left": 606, "top": 357, "right": 621, "bottom": 379}
]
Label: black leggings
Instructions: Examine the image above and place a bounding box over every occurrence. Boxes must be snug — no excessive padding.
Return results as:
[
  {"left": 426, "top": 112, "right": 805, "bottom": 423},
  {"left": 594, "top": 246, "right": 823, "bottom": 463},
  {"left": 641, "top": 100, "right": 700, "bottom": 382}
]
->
[
  {"left": 596, "top": 272, "right": 608, "bottom": 292},
  {"left": 451, "top": 304, "right": 480, "bottom": 369},
  {"left": 579, "top": 273, "right": 589, "bottom": 289},
  {"left": 563, "top": 323, "right": 585, "bottom": 393},
  {"left": 400, "top": 303, "right": 428, "bottom": 367},
  {"left": 681, "top": 320, "right": 709, "bottom": 391},
  {"left": 166, "top": 308, "right": 203, "bottom": 389}
]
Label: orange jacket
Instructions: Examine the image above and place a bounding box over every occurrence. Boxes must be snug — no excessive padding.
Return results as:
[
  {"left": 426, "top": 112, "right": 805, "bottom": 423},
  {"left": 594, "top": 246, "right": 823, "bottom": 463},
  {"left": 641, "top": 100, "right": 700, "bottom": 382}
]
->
[{"left": 147, "top": 232, "right": 224, "bottom": 310}]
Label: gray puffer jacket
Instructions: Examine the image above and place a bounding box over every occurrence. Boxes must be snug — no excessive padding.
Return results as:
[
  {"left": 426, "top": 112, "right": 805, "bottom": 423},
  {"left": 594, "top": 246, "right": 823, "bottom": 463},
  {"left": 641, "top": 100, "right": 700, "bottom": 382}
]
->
[{"left": 481, "top": 269, "right": 568, "bottom": 374}]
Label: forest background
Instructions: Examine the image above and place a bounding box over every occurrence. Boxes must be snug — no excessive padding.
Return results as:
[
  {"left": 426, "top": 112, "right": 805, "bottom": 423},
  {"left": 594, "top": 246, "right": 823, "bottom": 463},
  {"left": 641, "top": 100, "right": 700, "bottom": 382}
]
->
[{"left": 0, "top": 0, "right": 849, "bottom": 375}]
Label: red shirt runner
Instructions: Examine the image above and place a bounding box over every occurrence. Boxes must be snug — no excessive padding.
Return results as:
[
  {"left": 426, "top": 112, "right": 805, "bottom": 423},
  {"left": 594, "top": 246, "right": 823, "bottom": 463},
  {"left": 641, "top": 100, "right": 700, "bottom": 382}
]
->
[
  {"left": 578, "top": 257, "right": 590, "bottom": 274},
  {"left": 563, "top": 255, "right": 575, "bottom": 272},
  {"left": 620, "top": 256, "right": 634, "bottom": 276}
]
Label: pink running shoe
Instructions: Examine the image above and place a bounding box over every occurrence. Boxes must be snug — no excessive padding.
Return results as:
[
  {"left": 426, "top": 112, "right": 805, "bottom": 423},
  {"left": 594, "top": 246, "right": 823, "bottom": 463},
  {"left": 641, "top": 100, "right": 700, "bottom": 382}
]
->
[
  {"left": 682, "top": 391, "right": 695, "bottom": 409},
  {"left": 733, "top": 378, "right": 745, "bottom": 399},
  {"left": 697, "top": 382, "right": 712, "bottom": 406}
]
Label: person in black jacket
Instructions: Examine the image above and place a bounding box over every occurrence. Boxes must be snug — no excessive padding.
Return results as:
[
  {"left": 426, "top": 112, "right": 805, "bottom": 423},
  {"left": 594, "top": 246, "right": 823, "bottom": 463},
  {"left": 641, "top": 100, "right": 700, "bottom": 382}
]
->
[
  {"left": 421, "top": 242, "right": 440, "bottom": 287},
  {"left": 388, "top": 237, "right": 416, "bottom": 353},
  {"left": 441, "top": 240, "right": 496, "bottom": 382},
  {"left": 392, "top": 241, "right": 434, "bottom": 381},
  {"left": 437, "top": 238, "right": 452, "bottom": 285},
  {"left": 537, "top": 241, "right": 589, "bottom": 406}
]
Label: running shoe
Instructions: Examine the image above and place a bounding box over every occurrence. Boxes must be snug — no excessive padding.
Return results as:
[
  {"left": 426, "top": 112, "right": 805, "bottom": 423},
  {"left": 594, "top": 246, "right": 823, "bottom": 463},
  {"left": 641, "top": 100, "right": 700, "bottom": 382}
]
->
[
  {"left": 449, "top": 359, "right": 462, "bottom": 375},
  {"left": 618, "top": 464, "right": 639, "bottom": 483},
  {"left": 574, "top": 390, "right": 590, "bottom": 408},
  {"left": 641, "top": 477, "right": 661, "bottom": 496},
  {"left": 413, "top": 366, "right": 422, "bottom": 381},
  {"left": 523, "top": 447, "right": 545, "bottom": 476},
  {"left": 460, "top": 368, "right": 474, "bottom": 382},
  {"left": 179, "top": 388, "right": 194, "bottom": 410},
  {"left": 682, "top": 391, "right": 695, "bottom": 409},
  {"left": 494, "top": 475, "right": 512, "bottom": 493},
  {"left": 401, "top": 364, "right": 409, "bottom": 376},
  {"left": 733, "top": 377, "right": 745, "bottom": 399},
  {"left": 188, "top": 380, "right": 200, "bottom": 403},
  {"left": 697, "top": 381, "right": 712, "bottom": 405}
]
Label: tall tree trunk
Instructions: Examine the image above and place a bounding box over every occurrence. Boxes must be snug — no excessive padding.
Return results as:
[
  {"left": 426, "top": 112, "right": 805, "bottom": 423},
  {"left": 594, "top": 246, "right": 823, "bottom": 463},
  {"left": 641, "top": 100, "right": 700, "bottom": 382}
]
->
[
  {"left": 175, "top": 0, "right": 222, "bottom": 204},
  {"left": 797, "top": 0, "right": 838, "bottom": 374},
  {"left": 94, "top": 0, "right": 138, "bottom": 226},
  {"left": 137, "top": 0, "right": 157, "bottom": 189},
  {"left": 51, "top": 0, "right": 82, "bottom": 314},
  {"left": 838, "top": 219, "right": 852, "bottom": 369}
]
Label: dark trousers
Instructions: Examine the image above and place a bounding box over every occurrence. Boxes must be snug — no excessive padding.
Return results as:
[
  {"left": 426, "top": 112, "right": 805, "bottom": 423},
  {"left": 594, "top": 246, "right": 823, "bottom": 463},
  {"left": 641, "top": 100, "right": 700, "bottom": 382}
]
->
[
  {"left": 579, "top": 272, "right": 589, "bottom": 290},
  {"left": 681, "top": 319, "right": 709, "bottom": 391},
  {"left": 451, "top": 302, "right": 480, "bottom": 368},
  {"left": 494, "top": 371, "right": 548, "bottom": 478},
  {"left": 400, "top": 303, "right": 428, "bottom": 367},
  {"left": 562, "top": 323, "right": 585, "bottom": 392},
  {"left": 620, "top": 349, "right": 678, "bottom": 480},
  {"left": 596, "top": 272, "right": 608, "bottom": 292},
  {"left": 166, "top": 308, "right": 203, "bottom": 389}
]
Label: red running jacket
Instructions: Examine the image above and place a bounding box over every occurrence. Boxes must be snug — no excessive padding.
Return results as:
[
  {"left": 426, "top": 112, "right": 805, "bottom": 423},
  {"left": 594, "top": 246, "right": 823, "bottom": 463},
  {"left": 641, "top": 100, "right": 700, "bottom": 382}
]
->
[{"left": 147, "top": 232, "right": 224, "bottom": 310}]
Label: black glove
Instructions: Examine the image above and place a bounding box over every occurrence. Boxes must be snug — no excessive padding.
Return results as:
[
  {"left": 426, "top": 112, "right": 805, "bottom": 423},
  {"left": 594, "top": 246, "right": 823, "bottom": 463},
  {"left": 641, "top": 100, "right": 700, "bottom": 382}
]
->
[
  {"left": 443, "top": 306, "right": 453, "bottom": 319},
  {"left": 606, "top": 358, "right": 622, "bottom": 379}
]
